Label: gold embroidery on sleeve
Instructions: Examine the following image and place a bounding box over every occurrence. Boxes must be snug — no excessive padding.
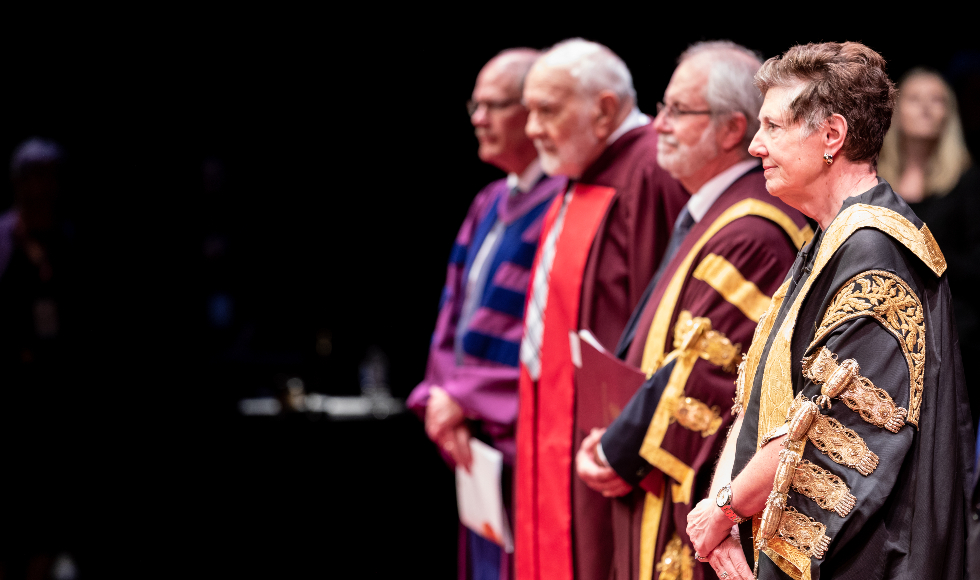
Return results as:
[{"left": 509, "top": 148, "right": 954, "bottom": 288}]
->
[
  {"left": 656, "top": 534, "right": 694, "bottom": 580},
  {"left": 692, "top": 253, "right": 773, "bottom": 322},
  {"left": 641, "top": 199, "right": 812, "bottom": 376},
  {"left": 732, "top": 355, "right": 748, "bottom": 416},
  {"left": 666, "top": 396, "right": 723, "bottom": 437},
  {"left": 807, "top": 413, "right": 879, "bottom": 475},
  {"left": 778, "top": 507, "right": 832, "bottom": 559},
  {"left": 757, "top": 397, "right": 812, "bottom": 553},
  {"left": 802, "top": 346, "right": 908, "bottom": 432},
  {"left": 753, "top": 399, "right": 816, "bottom": 580},
  {"left": 793, "top": 460, "right": 856, "bottom": 517},
  {"left": 809, "top": 270, "right": 924, "bottom": 427},
  {"left": 757, "top": 204, "right": 939, "bottom": 446},
  {"left": 670, "top": 311, "right": 742, "bottom": 373}
]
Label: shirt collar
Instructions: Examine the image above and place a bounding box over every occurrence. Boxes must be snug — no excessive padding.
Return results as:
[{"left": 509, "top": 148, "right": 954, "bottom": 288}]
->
[
  {"left": 607, "top": 107, "right": 650, "bottom": 146},
  {"left": 506, "top": 158, "right": 545, "bottom": 194},
  {"left": 686, "top": 159, "right": 760, "bottom": 223}
]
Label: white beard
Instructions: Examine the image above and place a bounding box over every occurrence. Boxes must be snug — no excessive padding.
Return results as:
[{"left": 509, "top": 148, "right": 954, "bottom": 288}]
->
[{"left": 534, "top": 131, "right": 600, "bottom": 179}]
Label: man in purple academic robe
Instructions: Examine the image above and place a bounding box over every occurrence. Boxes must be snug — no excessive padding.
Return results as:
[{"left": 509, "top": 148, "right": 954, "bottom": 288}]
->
[{"left": 407, "top": 48, "right": 564, "bottom": 580}]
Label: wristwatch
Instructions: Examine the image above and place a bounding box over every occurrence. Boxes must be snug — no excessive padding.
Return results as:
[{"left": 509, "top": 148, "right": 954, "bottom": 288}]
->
[{"left": 716, "top": 483, "right": 748, "bottom": 524}]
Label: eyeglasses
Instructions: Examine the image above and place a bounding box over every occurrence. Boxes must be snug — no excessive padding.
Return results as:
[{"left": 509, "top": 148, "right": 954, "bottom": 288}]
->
[
  {"left": 467, "top": 98, "right": 522, "bottom": 116},
  {"left": 656, "top": 101, "right": 713, "bottom": 120}
]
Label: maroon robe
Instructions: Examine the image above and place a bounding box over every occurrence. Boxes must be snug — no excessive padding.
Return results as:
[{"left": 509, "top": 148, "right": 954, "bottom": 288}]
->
[
  {"left": 516, "top": 123, "right": 687, "bottom": 580},
  {"left": 605, "top": 169, "right": 811, "bottom": 580}
]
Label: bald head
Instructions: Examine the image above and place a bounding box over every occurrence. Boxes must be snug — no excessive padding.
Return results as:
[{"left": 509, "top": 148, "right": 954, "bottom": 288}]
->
[
  {"left": 470, "top": 48, "right": 541, "bottom": 174},
  {"left": 482, "top": 48, "right": 540, "bottom": 96}
]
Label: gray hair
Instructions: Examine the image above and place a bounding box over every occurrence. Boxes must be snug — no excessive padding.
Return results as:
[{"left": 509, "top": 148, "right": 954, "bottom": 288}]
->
[
  {"left": 680, "top": 41, "right": 764, "bottom": 153},
  {"left": 538, "top": 38, "right": 636, "bottom": 107}
]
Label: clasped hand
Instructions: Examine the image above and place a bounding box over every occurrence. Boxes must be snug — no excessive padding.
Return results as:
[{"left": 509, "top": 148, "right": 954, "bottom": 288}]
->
[
  {"left": 575, "top": 428, "right": 632, "bottom": 497},
  {"left": 425, "top": 386, "right": 473, "bottom": 471}
]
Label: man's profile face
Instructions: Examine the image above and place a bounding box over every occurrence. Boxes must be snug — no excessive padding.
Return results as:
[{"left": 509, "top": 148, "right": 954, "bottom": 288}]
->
[
  {"left": 523, "top": 64, "right": 601, "bottom": 179},
  {"left": 654, "top": 59, "right": 720, "bottom": 190},
  {"left": 470, "top": 59, "right": 536, "bottom": 174}
]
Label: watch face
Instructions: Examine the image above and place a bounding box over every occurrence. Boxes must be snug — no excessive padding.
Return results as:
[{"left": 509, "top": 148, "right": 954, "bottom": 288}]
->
[{"left": 716, "top": 485, "right": 731, "bottom": 507}]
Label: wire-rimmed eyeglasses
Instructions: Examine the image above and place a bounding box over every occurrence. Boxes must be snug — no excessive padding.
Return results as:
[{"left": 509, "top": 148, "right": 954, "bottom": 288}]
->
[
  {"left": 656, "top": 101, "right": 713, "bottom": 120},
  {"left": 467, "top": 98, "right": 522, "bottom": 116}
]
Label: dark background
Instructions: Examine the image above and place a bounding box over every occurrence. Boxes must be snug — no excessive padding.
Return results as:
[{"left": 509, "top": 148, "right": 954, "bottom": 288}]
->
[{"left": 4, "top": 17, "right": 977, "bottom": 579}]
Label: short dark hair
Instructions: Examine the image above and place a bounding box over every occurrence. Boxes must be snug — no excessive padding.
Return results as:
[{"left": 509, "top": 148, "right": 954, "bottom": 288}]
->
[{"left": 755, "top": 42, "right": 898, "bottom": 167}]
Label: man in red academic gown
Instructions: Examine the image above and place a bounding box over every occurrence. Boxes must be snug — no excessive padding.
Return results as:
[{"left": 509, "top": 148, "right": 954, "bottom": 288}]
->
[
  {"left": 515, "top": 38, "right": 687, "bottom": 580},
  {"left": 574, "top": 43, "right": 811, "bottom": 580}
]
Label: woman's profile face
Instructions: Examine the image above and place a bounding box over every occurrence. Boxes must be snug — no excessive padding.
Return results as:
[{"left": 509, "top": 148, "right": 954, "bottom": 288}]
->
[
  {"left": 899, "top": 74, "right": 948, "bottom": 140},
  {"left": 749, "top": 84, "right": 825, "bottom": 211}
]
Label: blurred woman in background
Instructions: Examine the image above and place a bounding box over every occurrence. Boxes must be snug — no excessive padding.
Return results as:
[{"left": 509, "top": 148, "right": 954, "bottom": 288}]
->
[{"left": 879, "top": 68, "right": 980, "bottom": 428}]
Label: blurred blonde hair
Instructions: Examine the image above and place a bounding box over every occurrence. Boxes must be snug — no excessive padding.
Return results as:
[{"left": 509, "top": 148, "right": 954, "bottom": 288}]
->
[{"left": 878, "top": 69, "right": 972, "bottom": 198}]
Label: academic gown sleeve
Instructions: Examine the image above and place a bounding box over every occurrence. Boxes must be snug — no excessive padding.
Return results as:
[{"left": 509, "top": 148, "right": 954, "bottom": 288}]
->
[
  {"left": 407, "top": 185, "right": 520, "bottom": 441},
  {"left": 755, "top": 228, "right": 971, "bottom": 580},
  {"left": 602, "top": 216, "right": 800, "bottom": 493}
]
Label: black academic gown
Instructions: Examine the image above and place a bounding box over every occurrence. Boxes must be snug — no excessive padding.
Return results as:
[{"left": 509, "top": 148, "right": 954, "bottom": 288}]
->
[{"left": 733, "top": 180, "right": 972, "bottom": 579}]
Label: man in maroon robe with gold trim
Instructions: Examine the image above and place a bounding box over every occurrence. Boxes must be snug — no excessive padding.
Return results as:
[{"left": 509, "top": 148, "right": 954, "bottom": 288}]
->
[
  {"left": 574, "top": 42, "right": 812, "bottom": 580},
  {"left": 515, "top": 38, "right": 687, "bottom": 580}
]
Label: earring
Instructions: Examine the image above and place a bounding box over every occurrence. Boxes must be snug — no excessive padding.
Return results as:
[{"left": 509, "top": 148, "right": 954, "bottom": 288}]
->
[{"left": 823, "top": 153, "right": 833, "bottom": 166}]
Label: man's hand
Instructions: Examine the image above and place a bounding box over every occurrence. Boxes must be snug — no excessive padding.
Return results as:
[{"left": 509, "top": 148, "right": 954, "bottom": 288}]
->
[
  {"left": 687, "top": 496, "right": 735, "bottom": 558},
  {"left": 440, "top": 423, "right": 473, "bottom": 472},
  {"left": 706, "top": 536, "right": 753, "bottom": 580},
  {"left": 576, "top": 428, "right": 632, "bottom": 497},
  {"left": 425, "top": 387, "right": 472, "bottom": 471},
  {"left": 425, "top": 386, "right": 465, "bottom": 442}
]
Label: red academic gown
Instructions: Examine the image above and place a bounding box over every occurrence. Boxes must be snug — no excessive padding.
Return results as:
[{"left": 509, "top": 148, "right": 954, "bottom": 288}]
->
[
  {"left": 603, "top": 169, "right": 811, "bottom": 580},
  {"left": 515, "top": 123, "right": 687, "bottom": 580}
]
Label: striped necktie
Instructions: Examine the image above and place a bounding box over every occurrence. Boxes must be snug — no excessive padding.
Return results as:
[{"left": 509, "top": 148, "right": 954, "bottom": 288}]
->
[{"left": 519, "top": 189, "right": 572, "bottom": 381}]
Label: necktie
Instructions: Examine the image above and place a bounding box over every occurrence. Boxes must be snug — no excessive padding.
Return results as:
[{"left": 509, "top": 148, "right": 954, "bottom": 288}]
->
[
  {"left": 614, "top": 206, "right": 694, "bottom": 357},
  {"left": 520, "top": 190, "right": 572, "bottom": 381}
]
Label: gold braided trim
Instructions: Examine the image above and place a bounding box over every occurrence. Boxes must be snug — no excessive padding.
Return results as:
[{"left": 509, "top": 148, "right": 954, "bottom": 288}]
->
[
  {"left": 656, "top": 534, "right": 694, "bottom": 580},
  {"left": 665, "top": 396, "right": 723, "bottom": 437},
  {"left": 802, "top": 346, "right": 908, "bottom": 432},
  {"left": 807, "top": 413, "right": 879, "bottom": 475},
  {"left": 670, "top": 311, "right": 742, "bottom": 373},
  {"left": 756, "top": 203, "right": 940, "bottom": 446},
  {"left": 640, "top": 487, "right": 665, "bottom": 580},
  {"left": 754, "top": 516, "right": 811, "bottom": 580},
  {"left": 639, "top": 315, "right": 725, "bottom": 504},
  {"left": 809, "top": 271, "right": 924, "bottom": 426},
  {"left": 760, "top": 423, "right": 789, "bottom": 447},
  {"left": 778, "top": 507, "right": 831, "bottom": 559},
  {"left": 692, "top": 253, "right": 773, "bottom": 323},
  {"left": 641, "top": 199, "right": 813, "bottom": 376},
  {"left": 759, "top": 438, "right": 805, "bottom": 552},
  {"left": 638, "top": 358, "right": 697, "bottom": 503},
  {"left": 732, "top": 355, "right": 748, "bottom": 416},
  {"left": 793, "top": 459, "right": 856, "bottom": 517}
]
